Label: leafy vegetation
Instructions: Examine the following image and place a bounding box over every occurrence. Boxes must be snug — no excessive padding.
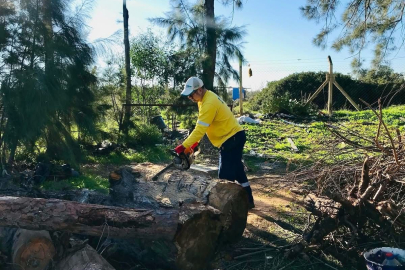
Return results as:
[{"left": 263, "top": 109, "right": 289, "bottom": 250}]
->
[
  {"left": 301, "top": 0, "right": 405, "bottom": 69},
  {"left": 249, "top": 71, "right": 404, "bottom": 114},
  {"left": 243, "top": 105, "right": 405, "bottom": 166},
  {"left": 41, "top": 173, "right": 109, "bottom": 194},
  {"left": 1, "top": 0, "right": 404, "bottom": 197},
  {"left": 0, "top": 0, "right": 99, "bottom": 166},
  {"left": 151, "top": 0, "right": 246, "bottom": 91},
  {"left": 85, "top": 145, "right": 171, "bottom": 165}
]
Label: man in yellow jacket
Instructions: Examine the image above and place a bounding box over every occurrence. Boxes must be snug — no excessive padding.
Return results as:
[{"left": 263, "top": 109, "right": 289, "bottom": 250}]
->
[{"left": 174, "top": 77, "right": 255, "bottom": 209}]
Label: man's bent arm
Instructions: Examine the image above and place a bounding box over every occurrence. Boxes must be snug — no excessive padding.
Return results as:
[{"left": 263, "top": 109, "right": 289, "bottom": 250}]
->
[{"left": 182, "top": 102, "right": 216, "bottom": 148}]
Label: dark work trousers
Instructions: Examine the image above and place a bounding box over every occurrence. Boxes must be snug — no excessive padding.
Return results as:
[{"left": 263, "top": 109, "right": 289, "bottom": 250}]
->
[{"left": 218, "top": 130, "right": 254, "bottom": 204}]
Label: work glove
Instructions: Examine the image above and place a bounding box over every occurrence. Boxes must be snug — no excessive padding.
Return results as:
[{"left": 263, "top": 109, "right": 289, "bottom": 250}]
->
[
  {"left": 184, "top": 142, "right": 199, "bottom": 155},
  {"left": 174, "top": 144, "right": 186, "bottom": 154},
  {"left": 191, "top": 142, "right": 199, "bottom": 150}
]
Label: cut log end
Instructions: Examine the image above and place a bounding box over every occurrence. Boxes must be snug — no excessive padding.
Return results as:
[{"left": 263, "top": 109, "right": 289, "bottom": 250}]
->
[
  {"left": 108, "top": 172, "right": 121, "bottom": 182},
  {"left": 175, "top": 205, "right": 222, "bottom": 270},
  {"left": 207, "top": 181, "right": 248, "bottom": 244},
  {"left": 12, "top": 229, "right": 55, "bottom": 270}
]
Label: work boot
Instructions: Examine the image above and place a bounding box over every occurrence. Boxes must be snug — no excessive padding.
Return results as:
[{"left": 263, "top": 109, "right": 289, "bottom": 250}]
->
[
  {"left": 248, "top": 201, "right": 255, "bottom": 210},
  {"left": 243, "top": 186, "right": 255, "bottom": 210}
]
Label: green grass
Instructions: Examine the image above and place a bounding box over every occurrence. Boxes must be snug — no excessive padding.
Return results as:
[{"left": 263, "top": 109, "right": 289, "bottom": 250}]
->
[
  {"left": 243, "top": 105, "right": 405, "bottom": 166},
  {"left": 243, "top": 156, "right": 264, "bottom": 173},
  {"left": 39, "top": 145, "right": 172, "bottom": 193},
  {"left": 40, "top": 173, "right": 109, "bottom": 194},
  {"left": 84, "top": 145, "right": 171, "bottom": 165}
]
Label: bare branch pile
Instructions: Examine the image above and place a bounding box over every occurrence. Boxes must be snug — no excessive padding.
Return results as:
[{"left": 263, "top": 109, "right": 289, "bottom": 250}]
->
[{"left": 286, "top": 100, "right": 405, "bottom": 267}]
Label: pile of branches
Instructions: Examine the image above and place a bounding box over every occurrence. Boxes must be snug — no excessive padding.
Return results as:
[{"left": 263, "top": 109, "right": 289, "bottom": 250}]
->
[{"left": 286, "top": 100, "right": 405, "bottom": 267}]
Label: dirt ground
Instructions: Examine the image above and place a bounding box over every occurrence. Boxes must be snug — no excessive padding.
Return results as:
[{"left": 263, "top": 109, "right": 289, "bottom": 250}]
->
[
  {"left": 195, "top": 155, "right": 343, "bottom": 270},
  {"left": 209, "top": 165, "right": 313, "bottom": 270}
]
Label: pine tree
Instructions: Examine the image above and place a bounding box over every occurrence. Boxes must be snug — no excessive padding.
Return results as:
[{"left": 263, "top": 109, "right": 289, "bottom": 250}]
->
[
  {"left": 301, "top": 0, "right": 405, "bottom": 69},
  {"left": 0, "top": 0, "right": 99, "bottom": 166}
]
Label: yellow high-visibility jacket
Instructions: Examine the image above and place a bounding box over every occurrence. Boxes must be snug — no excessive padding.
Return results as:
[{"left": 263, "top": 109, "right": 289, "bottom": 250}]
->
[{"left": 182, "top": 90, "right": 243, "bottom": 148}]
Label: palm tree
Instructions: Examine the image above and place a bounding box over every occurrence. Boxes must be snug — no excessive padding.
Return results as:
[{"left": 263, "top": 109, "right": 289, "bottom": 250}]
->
[
  {"left": 203, "top": 0, "right": 243, "bottom": 90},
  {"left": 122, "top": 0, "right": 131, "bottom": 134},
  {"left": 151, "top": 0, "right": 246, "bottom": 92}
]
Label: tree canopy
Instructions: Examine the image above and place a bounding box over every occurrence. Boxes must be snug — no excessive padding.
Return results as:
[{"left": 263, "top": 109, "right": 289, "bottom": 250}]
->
[
  {"left": 301, "top": 0, "right": 405, "bottom": 69},
  {"left": 0, "top": 0, "right": 99, "bottom": 165},
  {"left": 150, "top": 0, "right": 246, "bottom": 91}
]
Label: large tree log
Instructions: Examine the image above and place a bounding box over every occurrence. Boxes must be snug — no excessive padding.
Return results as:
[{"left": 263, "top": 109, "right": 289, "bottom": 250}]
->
[
  {"left": 96, "top": 168, "right": 249, "bottom": 270},
  {"left": 91, "top": 204, "right": 223, "bottom": 270},
  {"left": 55, "top": 244, "right": 115, "bottom": 270},
  {"left": 0, "top": 196, "right": 226, "bottom": 270},
  {"left": 0, "top": 196, "right": 178, "bottom": 241},
  {"left": 0, "top": 166, "right": 249, "bottom": 270},
  {"left": 206, "top": 181, "right": 248, "bottom": 244},
  {"left": 109, "top": 167, "right": 249, "bottom": 243}
]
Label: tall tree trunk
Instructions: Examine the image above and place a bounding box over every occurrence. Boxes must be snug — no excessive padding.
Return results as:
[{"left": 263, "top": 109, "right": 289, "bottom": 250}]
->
[
  {"left": 122, "top": 0, "right": 131, "bottom": 135},
  {"left": 30, "top": 0, "right": 40, "bottom": 69},
  {"left": 7, "top": 136, "right": 17, "bottom": 165},
  {"left": 43, "top": 0, "right": 54, "bottom": 76},
  {"left": 203, "top": 0, "right": 216, "bottom": 91}
]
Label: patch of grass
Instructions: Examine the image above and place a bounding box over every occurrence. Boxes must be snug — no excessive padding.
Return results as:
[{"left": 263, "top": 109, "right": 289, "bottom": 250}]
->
[
  {"left": 243, "top": 156, "right": 265, "bottom": 173},
  {"left": 84, "top": 146, "right": 171, "bottom": 165},
  {"left": 243, "top": 105, "right": 405, "bottom": 167},
  {"left": 40, "top": 174, "right": 109, "bottom": 194}
]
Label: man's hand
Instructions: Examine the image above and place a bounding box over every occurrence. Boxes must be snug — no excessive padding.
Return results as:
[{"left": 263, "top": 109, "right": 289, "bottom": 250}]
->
[{"left": 174, "top": 144, "right": 186, "bottom": 154}]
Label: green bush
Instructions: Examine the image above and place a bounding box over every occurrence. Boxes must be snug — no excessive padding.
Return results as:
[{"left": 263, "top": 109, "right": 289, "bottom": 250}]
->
[
  {"left": 250, "top": 71, "right": 405, "bottom": 114},
  {"left": 124, "top": 123, "right": 162, "bottom": 148},
  {"left": 178, "top": 111, "right": 197, "bottom": 130},
  {"left": 262, "top": 94, "right": 316, "bottom": 116}
]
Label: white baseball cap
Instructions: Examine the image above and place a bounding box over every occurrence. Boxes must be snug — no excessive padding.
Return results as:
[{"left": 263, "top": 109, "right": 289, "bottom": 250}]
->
[{"left": 181, "top": 77, "right": 204, "bottom": 96}]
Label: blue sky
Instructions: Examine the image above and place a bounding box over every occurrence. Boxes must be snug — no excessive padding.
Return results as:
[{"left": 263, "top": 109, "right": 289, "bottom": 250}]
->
[{"left": 87, "top": 0, "right": 405, "bottom": 91}]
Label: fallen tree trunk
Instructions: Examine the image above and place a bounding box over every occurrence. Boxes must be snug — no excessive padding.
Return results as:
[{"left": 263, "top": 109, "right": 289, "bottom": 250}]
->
[
  {"left": 0, "top": 166, "right": 249, "bottom": 270},
  {"left": 0, "top": 196, "right": 227, "bottom": 270},
  {"left": 0, "top": 196, "right": 179, "bottom": 241}
]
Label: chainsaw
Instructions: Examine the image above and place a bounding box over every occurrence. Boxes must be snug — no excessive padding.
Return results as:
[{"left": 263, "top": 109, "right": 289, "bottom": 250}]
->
[{"left": 151, "top": 145, "right": 200, "bottom": 181}]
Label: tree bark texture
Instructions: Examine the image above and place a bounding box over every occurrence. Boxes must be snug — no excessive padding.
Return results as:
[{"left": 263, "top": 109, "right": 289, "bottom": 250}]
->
[
  {"left": 122, "top": 0, "right": 131, "bottom": 134},
  {"left": 0, "top": 196, "right": 179, "bottom": 241},
  {"left": 109, "top": 167, "right": 249, "bottom": 243},
  {"left": 203, "top": 0, "right": 216, "bottom": 91}
]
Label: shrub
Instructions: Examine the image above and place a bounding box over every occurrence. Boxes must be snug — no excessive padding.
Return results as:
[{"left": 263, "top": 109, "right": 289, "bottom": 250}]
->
[
  {"left": 262, "top": 94, "right": 316, "bottom": 116},
  {"left": 178, "top": 111, "right": 197, "bottom": 130},
  {"left": 250, "top": 71, "right": 405, "bottom": 113},
  {"left": 124, "top": 123, "right": 162, "bottom": 148}
]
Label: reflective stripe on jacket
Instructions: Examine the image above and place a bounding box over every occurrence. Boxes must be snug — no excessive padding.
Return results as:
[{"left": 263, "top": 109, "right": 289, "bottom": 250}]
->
[{"left": 183, "top": 90, "right": 243, "bottom": 148}]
